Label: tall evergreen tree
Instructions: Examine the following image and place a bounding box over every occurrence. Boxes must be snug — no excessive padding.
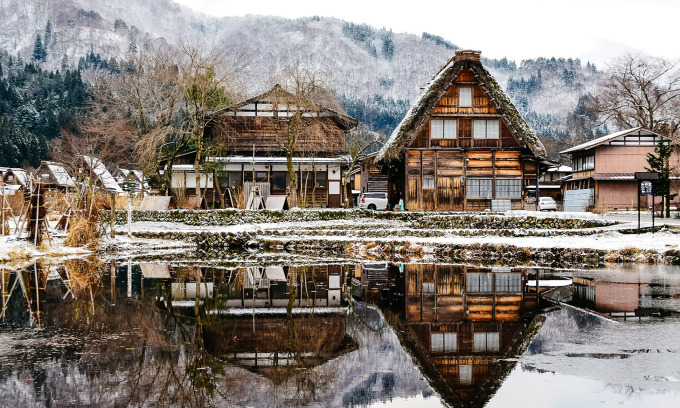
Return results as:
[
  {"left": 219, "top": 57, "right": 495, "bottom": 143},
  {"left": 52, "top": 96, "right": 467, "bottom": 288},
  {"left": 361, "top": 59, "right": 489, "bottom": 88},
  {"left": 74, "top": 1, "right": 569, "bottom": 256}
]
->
[
  {"left": 646, "top": 138, "right": 677, "bottom": 217},
  {"left": 32, "top": 34, "right": 46, "bottom": 62},
  {"left": 44, "top": 20, "right": 52, "bottom": 47}
]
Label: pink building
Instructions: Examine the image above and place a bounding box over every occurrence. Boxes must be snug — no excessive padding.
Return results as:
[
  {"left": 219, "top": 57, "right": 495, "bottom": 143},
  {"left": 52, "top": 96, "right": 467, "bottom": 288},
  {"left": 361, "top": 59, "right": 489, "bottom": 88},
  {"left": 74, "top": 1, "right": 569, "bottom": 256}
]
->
[{"left": 560, "top": 127, "right": 678, "bottom": 209}]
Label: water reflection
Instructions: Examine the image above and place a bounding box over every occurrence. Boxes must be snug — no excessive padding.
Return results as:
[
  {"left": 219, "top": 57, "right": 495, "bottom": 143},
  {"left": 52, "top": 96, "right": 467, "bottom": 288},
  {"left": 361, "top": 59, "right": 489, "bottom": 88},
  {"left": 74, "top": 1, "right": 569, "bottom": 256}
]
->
[
  {"left": 3, "top": 260, "right": 680, "bottom": 407},
  {"left": 0, "top": 259, "right": 436, "bottom": 407},
  {"left": 375, "top": 264, "right": 545, "bottom": 408}
]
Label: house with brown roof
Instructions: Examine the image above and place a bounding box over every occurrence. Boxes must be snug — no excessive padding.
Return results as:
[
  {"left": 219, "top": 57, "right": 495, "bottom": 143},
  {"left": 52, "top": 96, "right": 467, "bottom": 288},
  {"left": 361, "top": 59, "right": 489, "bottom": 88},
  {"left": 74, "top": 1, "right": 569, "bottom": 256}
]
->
[
  {"left": 560, "top": 127, "right": 678, "bottom": 210},
  {"left": 376, "top": 50, "right": 552, "bottom": 211},
  {"left": 168, "top": 84, "right": 358, "bottom": 208}
]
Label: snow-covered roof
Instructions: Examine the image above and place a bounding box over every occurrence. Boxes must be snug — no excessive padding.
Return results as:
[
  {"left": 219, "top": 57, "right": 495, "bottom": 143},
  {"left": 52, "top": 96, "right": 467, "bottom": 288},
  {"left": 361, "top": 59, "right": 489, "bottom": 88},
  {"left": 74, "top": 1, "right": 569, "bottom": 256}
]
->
[
  {"left": 559, "top": 127, "right": 672, "bottom": 154},
  {"left": 376, "top": 50, "right": 546, "bottom": 162},
  {"left": 547, "top": 165, "right": 572, "bottom": 173},
  {"left": 82, "top": 156, "right": 123, "bottom": 193},
  {"left": 44, "top": 162, "right": 75, "bottom": 187},
  {"left": 6, "top": 168, "right": 29, "bottom": 186}
]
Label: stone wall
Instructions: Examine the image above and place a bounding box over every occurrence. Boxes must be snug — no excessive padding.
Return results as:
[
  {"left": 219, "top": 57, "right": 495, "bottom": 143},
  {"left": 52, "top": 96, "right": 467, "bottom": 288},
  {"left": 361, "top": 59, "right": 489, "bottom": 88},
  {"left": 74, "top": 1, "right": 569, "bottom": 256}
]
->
[{"left": 104, "top": 209, "right": 615, "bottom": 230}]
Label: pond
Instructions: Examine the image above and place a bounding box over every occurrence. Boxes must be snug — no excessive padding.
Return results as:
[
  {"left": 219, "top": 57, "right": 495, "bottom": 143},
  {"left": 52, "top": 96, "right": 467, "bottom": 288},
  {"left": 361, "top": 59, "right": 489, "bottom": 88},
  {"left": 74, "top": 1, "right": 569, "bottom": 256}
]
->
[{"left": 1, "top": 258, "right": 679, "bottom": 407}]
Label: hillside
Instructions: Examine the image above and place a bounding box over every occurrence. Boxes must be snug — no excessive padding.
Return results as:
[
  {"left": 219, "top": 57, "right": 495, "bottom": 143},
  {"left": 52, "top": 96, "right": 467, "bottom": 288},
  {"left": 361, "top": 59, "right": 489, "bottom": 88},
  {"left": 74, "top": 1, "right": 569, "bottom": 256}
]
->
[{"left": 0, "top": 0, "right": 605, "bottom": 163}]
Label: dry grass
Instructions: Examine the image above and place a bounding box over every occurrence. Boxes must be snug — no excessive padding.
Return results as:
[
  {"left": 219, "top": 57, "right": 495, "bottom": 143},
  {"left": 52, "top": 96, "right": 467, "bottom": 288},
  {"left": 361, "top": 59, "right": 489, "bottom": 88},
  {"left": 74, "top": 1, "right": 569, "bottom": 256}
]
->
[
  {"left": 63, "top": 258, "right": 104, "bottom": 299},
  {"left": 64, "top": 217, "right": 101, "bottom": 249},
  {"left": 587, "top": 203, "right": 609, "bottom": 215}
]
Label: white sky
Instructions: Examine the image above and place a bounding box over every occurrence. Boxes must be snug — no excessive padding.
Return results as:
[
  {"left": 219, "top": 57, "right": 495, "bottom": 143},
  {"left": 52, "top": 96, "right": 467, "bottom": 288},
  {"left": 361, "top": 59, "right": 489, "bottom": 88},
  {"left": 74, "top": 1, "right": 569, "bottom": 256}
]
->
[{"left": 173, "top": 0, "right": 680, "bottom": 66}]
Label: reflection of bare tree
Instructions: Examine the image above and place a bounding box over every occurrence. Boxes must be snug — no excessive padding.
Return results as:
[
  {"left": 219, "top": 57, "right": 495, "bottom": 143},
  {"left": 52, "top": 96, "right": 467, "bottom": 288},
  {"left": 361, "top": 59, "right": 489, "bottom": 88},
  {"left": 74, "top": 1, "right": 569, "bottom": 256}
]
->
[{"left": 0, "top": 262, "right": 371, "bottom": 407}]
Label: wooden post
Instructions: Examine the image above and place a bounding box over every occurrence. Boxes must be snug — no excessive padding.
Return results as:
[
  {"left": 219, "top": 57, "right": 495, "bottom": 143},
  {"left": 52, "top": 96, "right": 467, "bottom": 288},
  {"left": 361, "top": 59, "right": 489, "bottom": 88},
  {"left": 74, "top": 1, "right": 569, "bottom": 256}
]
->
[{"left": 110, "top": 193, "right": 116, "bottom": 238}]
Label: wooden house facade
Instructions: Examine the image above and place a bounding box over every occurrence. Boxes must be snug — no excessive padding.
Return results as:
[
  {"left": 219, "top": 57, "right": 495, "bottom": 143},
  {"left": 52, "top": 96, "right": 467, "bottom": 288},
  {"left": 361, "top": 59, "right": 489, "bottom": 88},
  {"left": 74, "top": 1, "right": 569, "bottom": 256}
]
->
[
  {"left": 376, "top": 51, "right": 550, "bottom": 211},
  {"left": 560, "top": 127, "right": 679, "bottom": 209},
  {"left": 169, "top": 85, "right": 358, "bottom": 208}
]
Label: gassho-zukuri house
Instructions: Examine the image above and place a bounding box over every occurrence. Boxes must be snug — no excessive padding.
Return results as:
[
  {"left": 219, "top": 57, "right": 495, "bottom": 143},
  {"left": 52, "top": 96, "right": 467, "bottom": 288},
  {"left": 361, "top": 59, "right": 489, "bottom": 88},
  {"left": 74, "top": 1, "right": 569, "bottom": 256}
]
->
[
  {"left": 375, "top": 50, "right": 553, "bottom": 211},
  {"left": 168, "top": 85, "right": 358, "bottom": 208}
]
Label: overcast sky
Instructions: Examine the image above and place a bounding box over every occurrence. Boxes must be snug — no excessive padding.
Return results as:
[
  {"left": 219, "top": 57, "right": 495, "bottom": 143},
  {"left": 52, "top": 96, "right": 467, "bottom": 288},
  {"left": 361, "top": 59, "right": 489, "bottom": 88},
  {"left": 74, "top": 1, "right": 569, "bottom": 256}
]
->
[{"left": 173, "top": 0, "right": 679, "bottom": 66}]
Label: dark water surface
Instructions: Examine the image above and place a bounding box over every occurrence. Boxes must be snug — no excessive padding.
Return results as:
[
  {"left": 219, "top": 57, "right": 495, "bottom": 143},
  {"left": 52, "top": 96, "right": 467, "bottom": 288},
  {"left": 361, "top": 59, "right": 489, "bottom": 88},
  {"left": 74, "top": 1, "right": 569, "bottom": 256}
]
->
[{"left": 1, "top": 259, "right": 679, "bottom": 407}]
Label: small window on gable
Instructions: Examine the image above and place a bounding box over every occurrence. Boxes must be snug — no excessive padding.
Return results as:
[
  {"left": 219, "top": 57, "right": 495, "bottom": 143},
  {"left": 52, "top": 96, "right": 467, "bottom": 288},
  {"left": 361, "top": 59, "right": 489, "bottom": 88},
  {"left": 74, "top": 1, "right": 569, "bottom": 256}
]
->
[
  {"left": 473, "top": 119, "right": 500, "bottom": 139},
  {"left": 431, "top": 119, "right": 456, "bottom": 139},
  {"left": 423, "top": 177, "right": 435, "bottom": 190},
  {"left": 459, "top": 88, "right": 472, "bottom": 107}
]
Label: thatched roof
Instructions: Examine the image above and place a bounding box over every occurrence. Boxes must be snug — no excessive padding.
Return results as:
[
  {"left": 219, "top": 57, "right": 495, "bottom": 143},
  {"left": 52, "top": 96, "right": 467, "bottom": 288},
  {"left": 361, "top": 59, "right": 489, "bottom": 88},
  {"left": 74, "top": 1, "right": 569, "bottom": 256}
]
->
[
  {"left": 376, "top": 50, "right": 547, "bottom": 162},
  {"left": 220, "top": 84, "right": 358, "bottom": 131}
]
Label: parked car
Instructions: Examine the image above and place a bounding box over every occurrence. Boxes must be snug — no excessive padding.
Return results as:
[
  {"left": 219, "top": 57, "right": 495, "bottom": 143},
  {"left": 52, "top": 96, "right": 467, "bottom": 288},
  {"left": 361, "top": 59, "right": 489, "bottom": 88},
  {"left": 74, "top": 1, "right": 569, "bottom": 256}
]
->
[
  {"left": 359, "top": 192, "right": 388, "bottom": 210},
  {"left": 537, "top": 197, "right": 557, "bottom": 211}
]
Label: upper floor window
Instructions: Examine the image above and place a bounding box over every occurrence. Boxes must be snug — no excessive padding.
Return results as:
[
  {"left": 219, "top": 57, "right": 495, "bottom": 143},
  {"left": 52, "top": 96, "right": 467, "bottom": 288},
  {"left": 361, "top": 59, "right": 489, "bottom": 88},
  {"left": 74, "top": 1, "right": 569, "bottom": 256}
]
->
[
  {"left": 459, "top": 88, "right": 472, "bottom": 107},
  {"left": 473, "top": 119, "right": 499, "bottom": 139},
  {"left": 573, "top": 154, "right": 594, "bottom": 172},
  {"left": 431, "top": 119, "right": 457, "bottom": 139}
]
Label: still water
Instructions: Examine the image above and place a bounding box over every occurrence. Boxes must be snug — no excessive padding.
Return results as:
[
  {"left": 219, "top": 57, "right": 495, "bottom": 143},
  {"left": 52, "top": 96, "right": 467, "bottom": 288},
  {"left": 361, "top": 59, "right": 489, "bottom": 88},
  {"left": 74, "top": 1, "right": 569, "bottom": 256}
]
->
[{"left": 0, "top": 259, "right": 679, "bottom": 407}]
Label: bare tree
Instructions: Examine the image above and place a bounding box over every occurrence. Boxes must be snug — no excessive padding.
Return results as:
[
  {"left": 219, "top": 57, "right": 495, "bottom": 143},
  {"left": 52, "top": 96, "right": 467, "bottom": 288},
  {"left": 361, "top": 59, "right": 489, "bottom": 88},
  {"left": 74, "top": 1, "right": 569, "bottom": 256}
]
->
[
  {"left": 595, "top": 54, "right": 680, "bottom": 136},
  {"left": 178, "top": 39, "right": 237, "bottom": 202},
  {"left": 271, "top": 64, "right": 346, "bottom": 206},
  {"left": 54, "top": 78, "right": 137, "bottom": 168}
]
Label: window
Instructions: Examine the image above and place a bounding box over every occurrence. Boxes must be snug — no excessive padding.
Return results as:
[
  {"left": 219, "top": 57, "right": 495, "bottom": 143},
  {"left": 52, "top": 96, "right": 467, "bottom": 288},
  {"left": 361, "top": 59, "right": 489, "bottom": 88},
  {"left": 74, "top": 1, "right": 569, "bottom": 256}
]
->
[
  {"left": 459, "top": 88, "right": 472, "bottom": 107},
  {"left": 430, "top": 119, "right": 457, "bottom": 139},
  {"left": 459, "top": 365, "right": 472, "bottom": 384},
  {"left": 423, "top": 177, "right": 435, "bottom": 190},
  {"left": 467, "top": 273, "right": 493, "bottom": 293},
  {"left": 228, "top": 172, "right": 242, "bottom": 188},
  {"left": 573, "top": 154, "right": 594, "bottom": 172},
  {"left": 431, "top": 333, "right": 457, "bottom": 352},
  {"left": 473, "top": 119, "right": 499, "bottom": 139},
  {"left": 496, "top": 179, "right": 521, "bottom": 199},
  {"left": 467, "top": 179, "right": 492, "bottom": 199},
  {"left": 496, "top": 273, "right": 522, "bottom": 292},
  {"left": 315, "top": 171, "right": 326, "bottom": 188},
  {"left": 423, "top": 282, "right": 435, "bottom": 293},
  {"left": 272, "top": 172, "right": 288, "bottom": 189},
  {"left": 473, "top": 332, "right": 500, "bottom": 352}
]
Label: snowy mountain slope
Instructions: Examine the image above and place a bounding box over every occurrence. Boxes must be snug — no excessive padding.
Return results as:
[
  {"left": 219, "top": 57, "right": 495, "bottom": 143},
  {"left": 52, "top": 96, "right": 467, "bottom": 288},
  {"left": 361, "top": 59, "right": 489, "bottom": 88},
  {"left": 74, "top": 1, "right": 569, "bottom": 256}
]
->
[{"left": 0, "top": 0, "right": 604, "bottom": 155}]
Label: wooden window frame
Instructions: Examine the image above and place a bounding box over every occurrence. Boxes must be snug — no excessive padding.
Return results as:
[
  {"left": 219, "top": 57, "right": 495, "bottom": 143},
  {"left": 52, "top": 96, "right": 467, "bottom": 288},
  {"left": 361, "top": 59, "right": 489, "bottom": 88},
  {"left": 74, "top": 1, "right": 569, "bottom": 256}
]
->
[
  {"left": 473, "top": 119, "right": 500, "bottom": 139},
  {"left": 459, "top": 87, "right": 472, "bottom": 107},
  {"left": 495, "top": 179, "right": 521, "bottom": 199},
  {"left": 466, "top": 178, "right": 493, "bottom": 199},
  {"left": 423, "top": 176, "right": 435, "bottom": 190},
  {"left": 430, "top": 119, "right": 457, "bottom": 139}
]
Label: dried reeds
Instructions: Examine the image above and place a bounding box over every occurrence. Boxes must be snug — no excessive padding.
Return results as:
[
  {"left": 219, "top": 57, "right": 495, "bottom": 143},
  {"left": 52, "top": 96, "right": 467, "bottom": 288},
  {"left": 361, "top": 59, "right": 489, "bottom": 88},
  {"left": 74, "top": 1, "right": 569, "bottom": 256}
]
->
[{"left": 64, "top": 216, "right": 101, "bottom": 249}]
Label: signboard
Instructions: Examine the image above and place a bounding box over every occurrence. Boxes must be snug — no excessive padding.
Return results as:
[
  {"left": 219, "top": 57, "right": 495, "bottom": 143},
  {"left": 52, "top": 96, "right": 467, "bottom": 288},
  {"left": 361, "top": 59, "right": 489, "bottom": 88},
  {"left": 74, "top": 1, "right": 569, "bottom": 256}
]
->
[{"left": 639, "top": 180, "right": 653, "bottom": 196}]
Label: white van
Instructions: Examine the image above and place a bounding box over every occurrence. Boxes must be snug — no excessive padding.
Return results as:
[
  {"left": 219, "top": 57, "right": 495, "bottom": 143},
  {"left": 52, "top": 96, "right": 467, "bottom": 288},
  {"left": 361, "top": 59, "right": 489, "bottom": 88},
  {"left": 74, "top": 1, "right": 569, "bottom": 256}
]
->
[{"left": 359, "top": 192, "right": 388, "bottom": 211}]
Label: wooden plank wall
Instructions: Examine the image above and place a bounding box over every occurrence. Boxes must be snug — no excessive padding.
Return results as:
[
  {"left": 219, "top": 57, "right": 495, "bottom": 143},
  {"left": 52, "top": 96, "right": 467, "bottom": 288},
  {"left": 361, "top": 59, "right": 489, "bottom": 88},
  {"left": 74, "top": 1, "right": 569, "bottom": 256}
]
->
[
  {"left": 214, "top": 116, "right": 346, "bottom": 154},
  {"left": 405, "top": 149, "right": 524, "bottom": 211}
]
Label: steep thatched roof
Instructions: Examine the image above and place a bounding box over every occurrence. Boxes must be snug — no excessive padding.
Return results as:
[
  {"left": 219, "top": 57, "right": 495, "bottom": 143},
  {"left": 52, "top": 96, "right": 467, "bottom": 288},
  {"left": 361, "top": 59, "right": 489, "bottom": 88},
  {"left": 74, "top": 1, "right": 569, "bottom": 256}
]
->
[{"left": 376, "top": 50, "right": 547, "bottom": 163}]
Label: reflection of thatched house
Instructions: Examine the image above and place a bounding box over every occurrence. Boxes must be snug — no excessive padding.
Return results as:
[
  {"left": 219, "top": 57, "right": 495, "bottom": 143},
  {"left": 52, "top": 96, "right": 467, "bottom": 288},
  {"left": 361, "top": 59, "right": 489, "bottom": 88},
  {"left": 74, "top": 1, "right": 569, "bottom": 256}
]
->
[
  {"left": 168, "top": 85, "right": 358, "bottom": 208},
  {"left": 376, "top": 50, "right": 552, "bottom": 210},
  {"left": 35, "top": 161, "right": 76, "bottom": 190},
  {"left": 401, "top": 264, "right": 543, "bottom": 407}
]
